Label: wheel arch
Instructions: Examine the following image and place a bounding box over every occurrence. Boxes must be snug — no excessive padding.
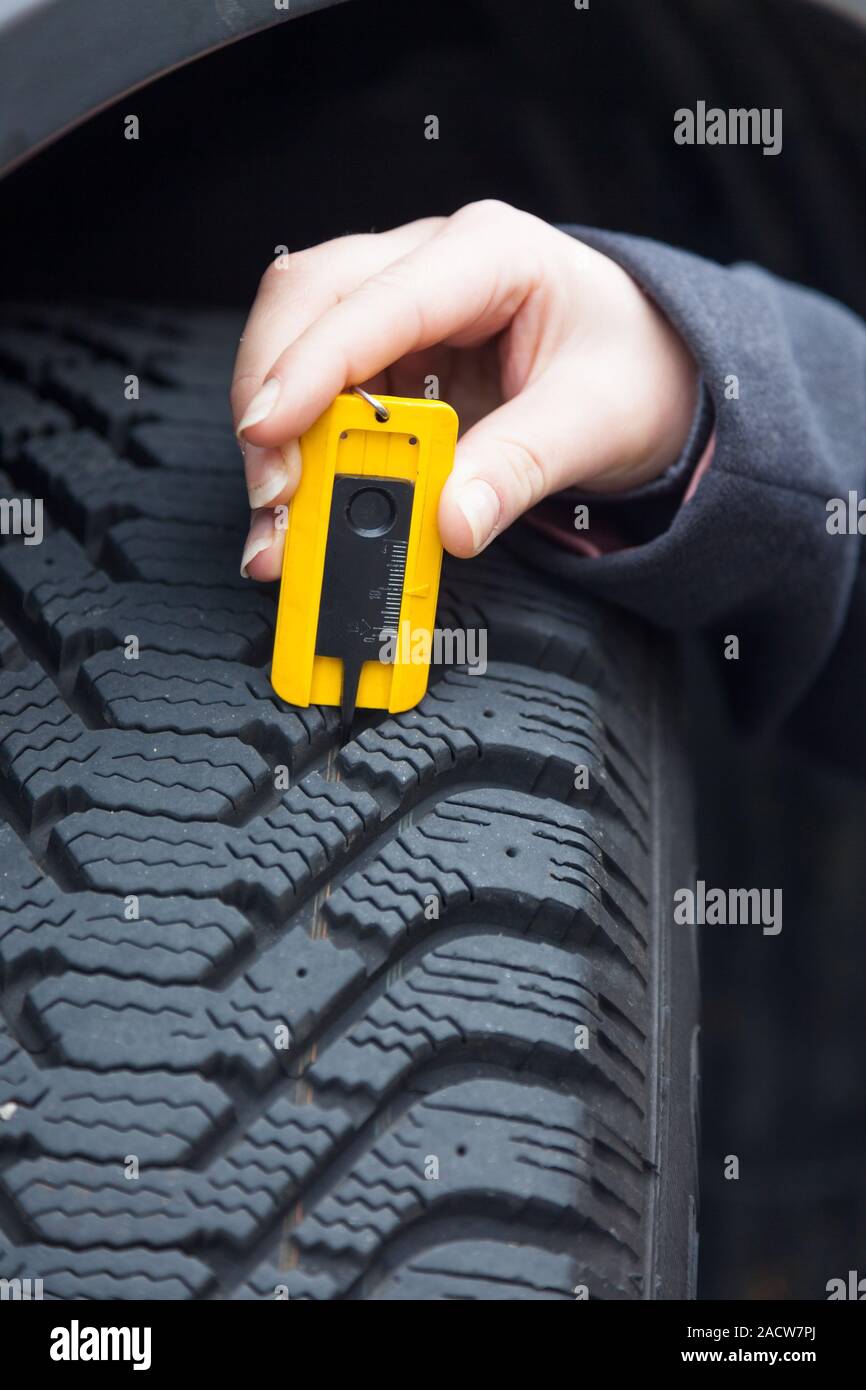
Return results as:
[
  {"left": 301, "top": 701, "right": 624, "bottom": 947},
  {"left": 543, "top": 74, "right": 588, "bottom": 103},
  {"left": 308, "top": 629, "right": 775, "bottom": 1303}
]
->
[{"left": 0, "top": 0, "right": 346, "bottom": 176}]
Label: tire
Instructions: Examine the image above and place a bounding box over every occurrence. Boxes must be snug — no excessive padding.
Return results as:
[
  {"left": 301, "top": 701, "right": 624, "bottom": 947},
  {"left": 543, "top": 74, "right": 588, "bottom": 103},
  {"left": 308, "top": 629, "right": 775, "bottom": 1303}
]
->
[{"left": 0, "top": 300, "right": 699, "bottom": 1301}]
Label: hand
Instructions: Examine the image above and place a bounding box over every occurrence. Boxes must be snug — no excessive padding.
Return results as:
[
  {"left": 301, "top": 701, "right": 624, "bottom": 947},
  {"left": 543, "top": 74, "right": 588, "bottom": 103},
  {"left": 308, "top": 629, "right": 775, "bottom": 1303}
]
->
[{"left": 232, "top": 200, "right": 698, "bottom": 579}]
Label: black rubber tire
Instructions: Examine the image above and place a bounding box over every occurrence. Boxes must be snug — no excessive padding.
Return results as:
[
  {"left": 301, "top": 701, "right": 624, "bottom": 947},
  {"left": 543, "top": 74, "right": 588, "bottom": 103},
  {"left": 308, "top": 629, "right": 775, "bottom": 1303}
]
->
[{"left": 0, "top": 300, "right": 699, "bottom": 1301}]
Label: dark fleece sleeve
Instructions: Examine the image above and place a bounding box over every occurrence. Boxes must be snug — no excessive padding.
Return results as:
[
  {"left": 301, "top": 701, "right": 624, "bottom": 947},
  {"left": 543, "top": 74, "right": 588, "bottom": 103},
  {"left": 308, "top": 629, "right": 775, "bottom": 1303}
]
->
[{"left": 507, "top": 227, "right": 866, "bottom": 772}]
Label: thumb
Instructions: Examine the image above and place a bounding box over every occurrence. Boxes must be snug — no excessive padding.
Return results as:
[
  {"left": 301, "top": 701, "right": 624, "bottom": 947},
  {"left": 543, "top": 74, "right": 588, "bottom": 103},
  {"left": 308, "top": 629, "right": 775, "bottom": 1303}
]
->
[{"left": 438, "top": 365, "right": 583, "bottom": 558}]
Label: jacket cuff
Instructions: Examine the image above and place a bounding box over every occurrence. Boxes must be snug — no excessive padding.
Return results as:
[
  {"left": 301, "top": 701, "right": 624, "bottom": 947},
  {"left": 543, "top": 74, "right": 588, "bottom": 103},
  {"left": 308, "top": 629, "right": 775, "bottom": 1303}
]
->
[{"left": 528, "top": 383, "right": 715, "bottom": 555}]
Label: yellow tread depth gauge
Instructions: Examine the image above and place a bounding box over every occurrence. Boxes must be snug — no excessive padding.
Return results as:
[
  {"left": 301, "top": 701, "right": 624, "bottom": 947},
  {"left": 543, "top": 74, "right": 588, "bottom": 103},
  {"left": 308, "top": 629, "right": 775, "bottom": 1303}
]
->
[{"left": 271, "top": 389, "right": 459, "bottom": 729}]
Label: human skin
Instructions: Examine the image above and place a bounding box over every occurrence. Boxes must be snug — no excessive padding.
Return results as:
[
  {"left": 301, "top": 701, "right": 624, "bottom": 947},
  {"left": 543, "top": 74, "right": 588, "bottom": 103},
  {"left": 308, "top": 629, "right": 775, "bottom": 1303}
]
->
[{"left": 231, "top": 200, "right": 698, "bottom": 579}]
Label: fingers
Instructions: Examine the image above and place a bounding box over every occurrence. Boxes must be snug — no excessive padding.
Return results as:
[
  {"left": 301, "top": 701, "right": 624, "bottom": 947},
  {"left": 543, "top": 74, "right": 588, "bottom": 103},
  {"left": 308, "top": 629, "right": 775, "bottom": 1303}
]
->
[
  {"left": 233, "top": 223, "right": 445, "bottom": 583},
  {"left": 239, "top": 507, "right": 285, "bottom": 582},
  {"left": 231, "top": 218, "right": 444, "bottom": 442},
  {"left": 236, "top": 202, "right": 545, "bottom": 450},
  {"left": 242, "top": 439, "right": 302, "bottom": 512},
  {"left": 232, "top": 222, "right": 442, "bottom": 579}
]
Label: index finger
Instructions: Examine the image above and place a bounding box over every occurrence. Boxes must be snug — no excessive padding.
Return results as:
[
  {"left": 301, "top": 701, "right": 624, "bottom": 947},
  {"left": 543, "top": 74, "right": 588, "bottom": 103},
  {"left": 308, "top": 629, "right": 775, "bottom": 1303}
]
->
[
  {"left": 237, "top": 201, "right": 544, "bottom": 447},
  {"left": 231, "top": 218, "right": 444, "bottom": 435}
]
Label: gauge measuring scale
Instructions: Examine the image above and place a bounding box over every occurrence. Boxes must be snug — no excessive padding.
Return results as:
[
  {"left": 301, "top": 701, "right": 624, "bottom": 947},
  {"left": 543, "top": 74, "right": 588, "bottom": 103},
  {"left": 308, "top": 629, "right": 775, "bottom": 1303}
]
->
[{"left": 270, "top": 391, "right": 458, "bottom": 726}]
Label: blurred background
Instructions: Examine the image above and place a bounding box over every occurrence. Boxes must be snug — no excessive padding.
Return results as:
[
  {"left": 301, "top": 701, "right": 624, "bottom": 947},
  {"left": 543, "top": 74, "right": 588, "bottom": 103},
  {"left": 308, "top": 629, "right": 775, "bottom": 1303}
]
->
[{"left": 1, "top": 0, "right": 863, "bottom": 1297}]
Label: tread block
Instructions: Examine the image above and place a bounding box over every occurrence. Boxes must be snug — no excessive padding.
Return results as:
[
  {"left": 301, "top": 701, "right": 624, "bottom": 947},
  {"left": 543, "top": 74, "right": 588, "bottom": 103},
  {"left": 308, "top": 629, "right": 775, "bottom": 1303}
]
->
[
  {"left": 0, "top": 379, "right": 72, "bottom": 462},
  {"left": 0, "top": 824, "right": 254, "bottom": 988},
  {"left": 367, "top": 1241, "right": 598, "bottom": 1300},
  {"left": 13, "top": 429, "right": 246, "bottom": 541},
  {"left": 287, "top": 1079, "right": 642, "bottom": 1293},
  {"left": 2, "top": 1097, "right": 351, "bottom": 1251},
  {"left": 0, "top": 1025, "right": 233, "bottom": 1166},
  {"left": 59, "top": 307, "right": 243, "bottom": 364},
  {"left": 79, "top": 648, "right": 334, "bottom": 769},
  {"left": 0, "top": 662, "right": 272, "bottom": 825},
  {"left": 310, "top": 932, "right": 647, "bottom": 1123},
  {"left": 22, "top": 919, "right": 365, "bottom": 1078},
  {"left": 103, "top": 517, "right": 243, "bottom": 585},
  {"left": 51, "top": 773, "right": 383, "bottom": 909},
  {"left": 127, "top": 421, "right": 244, "bottom": 474},
  {"left": 325, "top": 788, "right": 649, "bottom": 971},
  {"left": 341, "top": 663, "right": 648, "bottom": 839},
  {"left": 439, "top": 547, "right": 649, "bottom": 695},
  {"left": 0, "top": 327, "right": 89, "bottom": 390},
  {"left": 145, "top": 351, "right": 240, "bottom": 392},
  {"left": 0, "top": 1240, "right": 215, "bottom": 1300},
  {"left": 0, "top": 530, "right": 271, "bottom": 665},
  {"left": 0, "top": 616, "right": 25, "bottom": 668},
  {"left": 45, "top": 359, "right": 231, "bottom": 442}
]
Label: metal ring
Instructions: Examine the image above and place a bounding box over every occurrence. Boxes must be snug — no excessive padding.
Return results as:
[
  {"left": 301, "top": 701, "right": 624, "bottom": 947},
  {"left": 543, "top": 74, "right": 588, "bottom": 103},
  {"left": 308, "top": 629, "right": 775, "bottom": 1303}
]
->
[{"left": 350, "top": 384, "right": 390, "bottom": 422}]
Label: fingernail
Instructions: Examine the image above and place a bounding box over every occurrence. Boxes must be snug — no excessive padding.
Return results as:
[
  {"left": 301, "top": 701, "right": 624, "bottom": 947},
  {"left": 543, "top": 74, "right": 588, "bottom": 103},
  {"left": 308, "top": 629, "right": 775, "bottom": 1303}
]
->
[
  {"left": 246, "top": 439, "right": 301, "bottom": 509},
  {"left": 240, "top": 509, "right": 275, "bottom": 578},
  {"left": 455, "top": 478, "right": 500, "bottom": 552},
  {"left": 245, "top": 446, "right": 288, "bottom": 507},
  {"left": 237, "top": 377, "right": 281, "bottom": 435}
]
